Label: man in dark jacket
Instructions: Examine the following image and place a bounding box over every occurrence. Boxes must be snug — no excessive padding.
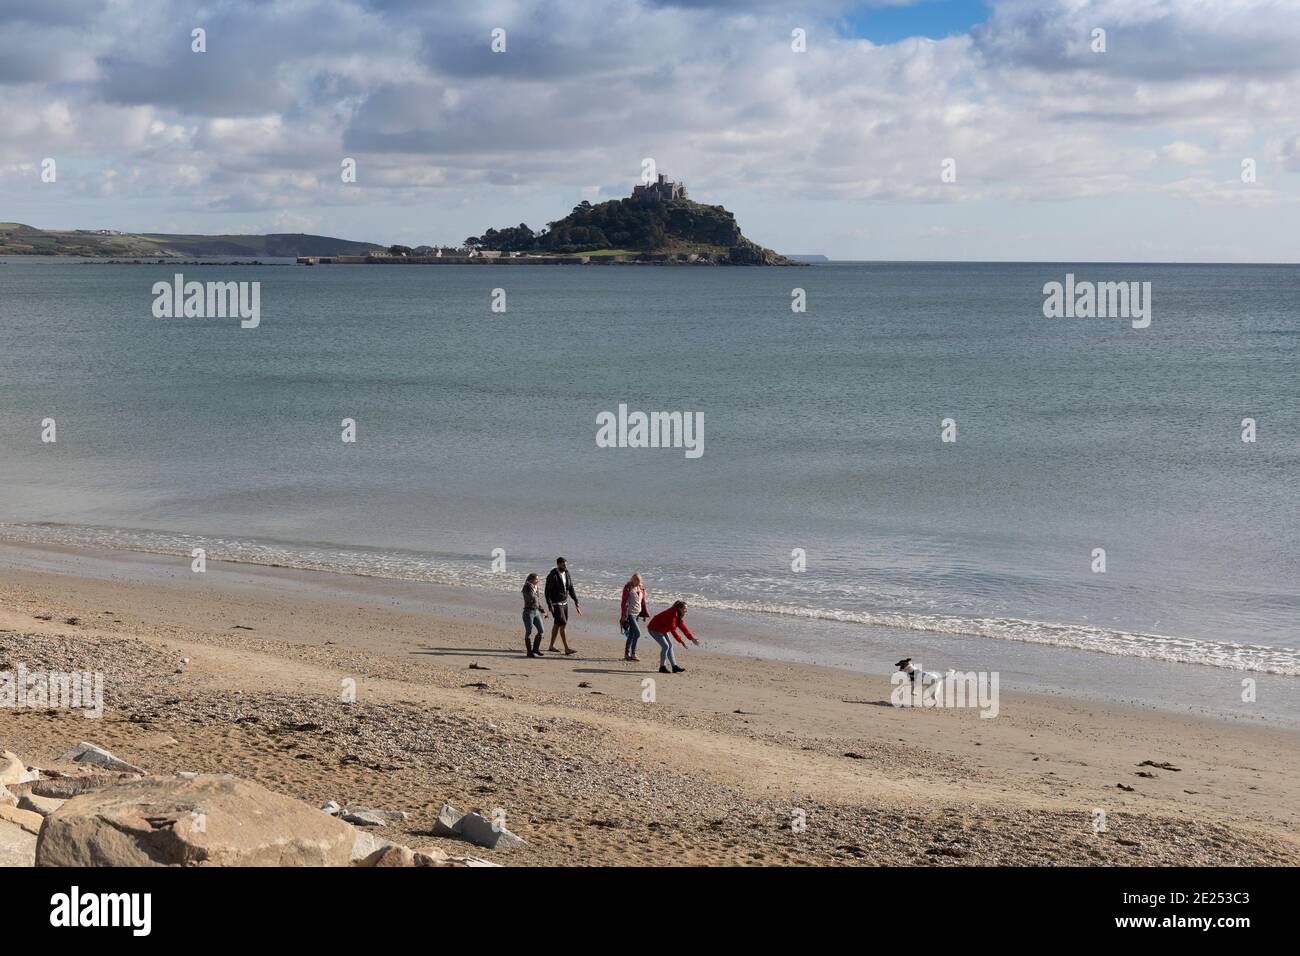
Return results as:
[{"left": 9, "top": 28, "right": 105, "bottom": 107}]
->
[{"left": 545, "top": 557, "right": 581, "bottom": 655}]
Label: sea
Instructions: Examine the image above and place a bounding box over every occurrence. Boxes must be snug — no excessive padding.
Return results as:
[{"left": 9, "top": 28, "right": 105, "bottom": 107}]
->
[{"left": 1, "top": 257, "right": 1296, "bottom": 722}]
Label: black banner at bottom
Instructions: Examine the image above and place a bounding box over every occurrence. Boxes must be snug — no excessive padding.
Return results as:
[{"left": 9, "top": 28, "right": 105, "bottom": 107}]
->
[{"left": 0, "top": 865, "right": 1287, "bottom": 941}]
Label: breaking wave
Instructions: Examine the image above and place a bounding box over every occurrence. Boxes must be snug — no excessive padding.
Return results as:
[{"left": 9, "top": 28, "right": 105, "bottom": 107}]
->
[{"left": 3, "top": 521, "right": 1296, "bottom": 676}]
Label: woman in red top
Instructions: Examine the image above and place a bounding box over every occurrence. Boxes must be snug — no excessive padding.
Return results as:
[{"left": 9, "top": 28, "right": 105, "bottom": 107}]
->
[{"left": 646, "top": 600, "right": 698, "bottom": 674}]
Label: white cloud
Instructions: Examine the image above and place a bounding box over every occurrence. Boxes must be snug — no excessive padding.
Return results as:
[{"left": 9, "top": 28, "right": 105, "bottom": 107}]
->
[
  {"left": 1160, "top": 174, "right": 1285, "bottom": 205},
  {"left": 1, "top": 0, "right": 1298, "bottom": 258},
  {"left": 1160, "top": 141, "right": 1210, "bottom": 164}
]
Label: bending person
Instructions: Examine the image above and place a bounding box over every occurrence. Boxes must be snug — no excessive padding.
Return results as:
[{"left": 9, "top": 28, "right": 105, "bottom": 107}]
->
[{"left": 646, "top": 600, "right": 698, "bottom": 674}]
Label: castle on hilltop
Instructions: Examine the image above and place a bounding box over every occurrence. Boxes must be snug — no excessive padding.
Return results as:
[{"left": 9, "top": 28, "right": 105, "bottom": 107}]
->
[{"left": 631, "top": 173, "right": 689, "bottom": 204}]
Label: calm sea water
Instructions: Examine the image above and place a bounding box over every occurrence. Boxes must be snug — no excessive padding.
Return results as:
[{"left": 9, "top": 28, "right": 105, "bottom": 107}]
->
[{"left": 2, "top": 258, "right": 1297, "bottom": 688}]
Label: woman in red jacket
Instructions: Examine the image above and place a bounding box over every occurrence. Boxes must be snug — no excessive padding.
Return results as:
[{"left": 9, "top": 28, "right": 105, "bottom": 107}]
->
[{"left": 646, "top": 600, "right": 698, "bottom": 674}]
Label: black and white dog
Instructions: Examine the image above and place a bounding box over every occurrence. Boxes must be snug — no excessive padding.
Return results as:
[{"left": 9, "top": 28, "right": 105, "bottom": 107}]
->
[{"left": 895, "top": 657, "right": 946, "bottom": 692}]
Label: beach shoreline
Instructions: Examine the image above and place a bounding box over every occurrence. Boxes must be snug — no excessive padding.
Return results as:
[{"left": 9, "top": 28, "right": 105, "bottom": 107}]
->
[
  {"left": 2, "top": 538, "right": 1297, "bottom": 866},
  {"left": 2, "top": 528, "right": 1294, "bottom": 727}
]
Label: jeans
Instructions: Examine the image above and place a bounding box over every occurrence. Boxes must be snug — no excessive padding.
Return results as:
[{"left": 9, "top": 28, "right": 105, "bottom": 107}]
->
[
  {"left": 523, "top": 609, "right": 544, "bottom": 653},
  {"left": 622, "top": 617, "right": 641, "bottom": 657},
  {"left": 648, "top": 629, "right": 677, "bottom": 668}
]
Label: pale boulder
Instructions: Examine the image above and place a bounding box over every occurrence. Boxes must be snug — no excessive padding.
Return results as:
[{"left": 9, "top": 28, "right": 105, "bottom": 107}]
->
[
  {"left": 341, "top": 807, "right": 407, "bottom": 827},
  {"left": 19, "top": 793, "right": 66, "bottom": 817},
  {"left": 430, "top": 802, "right": 526, "bottom": 850},
  {"left": 457, "top": 811, "right": 527, "bottom": 850},
  {"left": 413, "top": 846, "right": 449, "bottom": 865},
  {"left": 0, "top": 751, "right": 31, "bottom": 786},
  {"left": 0, "top": 804, "right": 44, "bottom": 835},
  {"left": 36, "top": 774, "right": 355, "bottom": 867},
  {"left": 432, "top": 802, "right": 466, "bottom": 836},
  {"left": 341, "top": 809, "right": 388, "bottom": 827},
  {"left": 411, "top": 846, "right": 500, "bottom": 867},
  {"left": 349, "top": 828, "right": 394, "bottom": 865},
  {"left": 0, "top": 820, "right": 36, "bottom": 867},
  {"left": 23, "top": 772, "right": 141, "bottom": 800},
  {"left": 55, "top": 742, "right": 145, "bottom": 775},
  {"left": 372, "top": 845, "right": 417, "bottom": 867}
]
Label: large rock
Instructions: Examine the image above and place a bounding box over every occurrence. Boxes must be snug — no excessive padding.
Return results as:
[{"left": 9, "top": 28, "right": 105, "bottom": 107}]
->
[
  {"left": 36, "top": 775, "right": 355, "bottom": 867},
  {"left": 431, "top": 802, "right": 526, "bottom": 850},
  {"left": 19, "top": 793, "right": 66, "bottom": 817},
  {"left": 0, "top": 750, "right": 38, "bottom": 786},
  {"left": 24, "top": 772, "right": 141, "bottom": 800},
  {"left": 349, "top": 830, "right": 496, "bottom": 867},
  {"left": 411, "top": 846, "right": 500, "bottom": 867},
  {"left": 341, "top": 807, "right": 407, "bottom": 827},
  {"left": 457, "top": 812, "right": 527, "bottom": 850},
  {"left": 348, "top": 826, "right": 500, "bottom": 867},
  {"left": 432, "top": 802, "right": 465, "bottom": 837},
  {"left": 372, "top": 845, "right": 417, "bottom": 867},
  {"left": 0, "top": 804, "right": 44, "bottom": 835},
  {"left": 341, "top": 809, "right": 388, "bottom": 827},
  {"left": 56, "top": 742, "right": 145, "bottom": 775},
  {"left": 0, "top": 752, "right": 23, "bottom": 785},
  {"left": 0, "top": 784, "right": 15, "bottom": 808},
  {"left": 0, "top": 820, "right": 36, "bottom": 867},
  {"left": 349, "top": 828, "right": 395, "bottom": 865}
]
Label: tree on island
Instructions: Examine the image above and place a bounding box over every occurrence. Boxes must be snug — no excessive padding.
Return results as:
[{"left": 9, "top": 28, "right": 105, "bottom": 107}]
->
[
  {"left": 465, "top": 186, "right": 794, "bottom": 263},
  {"left": 466, "top": 224, "right": 537, "bottom": 253},
  {"left": 471, "top": 197, "right": 741, "bottom": 255}
]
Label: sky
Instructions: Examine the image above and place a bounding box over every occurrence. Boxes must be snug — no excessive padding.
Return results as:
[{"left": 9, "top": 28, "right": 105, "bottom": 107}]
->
[{"left": 1, "top": 0, "right": 1299, "bottom": 261}]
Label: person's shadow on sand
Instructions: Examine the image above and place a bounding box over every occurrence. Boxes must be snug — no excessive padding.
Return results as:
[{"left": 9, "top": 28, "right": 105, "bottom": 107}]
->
[{"left": 411, "top": 646, "right": 520, "bottom": 656}]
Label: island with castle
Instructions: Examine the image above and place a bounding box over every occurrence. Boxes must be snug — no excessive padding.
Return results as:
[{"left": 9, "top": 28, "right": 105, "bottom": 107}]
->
[{"left": 297, "top": 173, "right": 804, "bottom": 266}]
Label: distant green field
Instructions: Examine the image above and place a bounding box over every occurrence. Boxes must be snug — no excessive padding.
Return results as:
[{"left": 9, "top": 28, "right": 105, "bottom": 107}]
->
[{"left": 0, "top": 223, "right": 381, "bottom": 258}]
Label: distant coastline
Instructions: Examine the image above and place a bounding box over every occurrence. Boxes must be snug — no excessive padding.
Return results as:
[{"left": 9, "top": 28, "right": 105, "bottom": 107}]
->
[
  {"left": 2, "top": 175, "right": 808, "bottom": 265},
  {"left": 295, "top": 251, "right": 807, "bottom": 267},
  {"left": 0, "top": 222, "right": 382, "bottom": 259}
]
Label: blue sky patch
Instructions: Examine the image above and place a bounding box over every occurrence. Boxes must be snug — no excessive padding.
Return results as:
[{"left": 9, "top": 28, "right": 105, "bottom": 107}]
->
[{"left": 839, "top": 0, "right": 989, "bottom": 44}]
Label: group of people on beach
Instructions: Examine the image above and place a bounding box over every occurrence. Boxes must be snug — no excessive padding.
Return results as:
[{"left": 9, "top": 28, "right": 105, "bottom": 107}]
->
[{"left": 521, "top": 558, "right": 698, "bottom": 673}]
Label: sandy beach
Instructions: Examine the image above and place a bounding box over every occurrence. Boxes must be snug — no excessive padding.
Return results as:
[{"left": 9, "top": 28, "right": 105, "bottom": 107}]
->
[{"left": 2, "top": 539, "right": 1297, "bottom": 866}]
